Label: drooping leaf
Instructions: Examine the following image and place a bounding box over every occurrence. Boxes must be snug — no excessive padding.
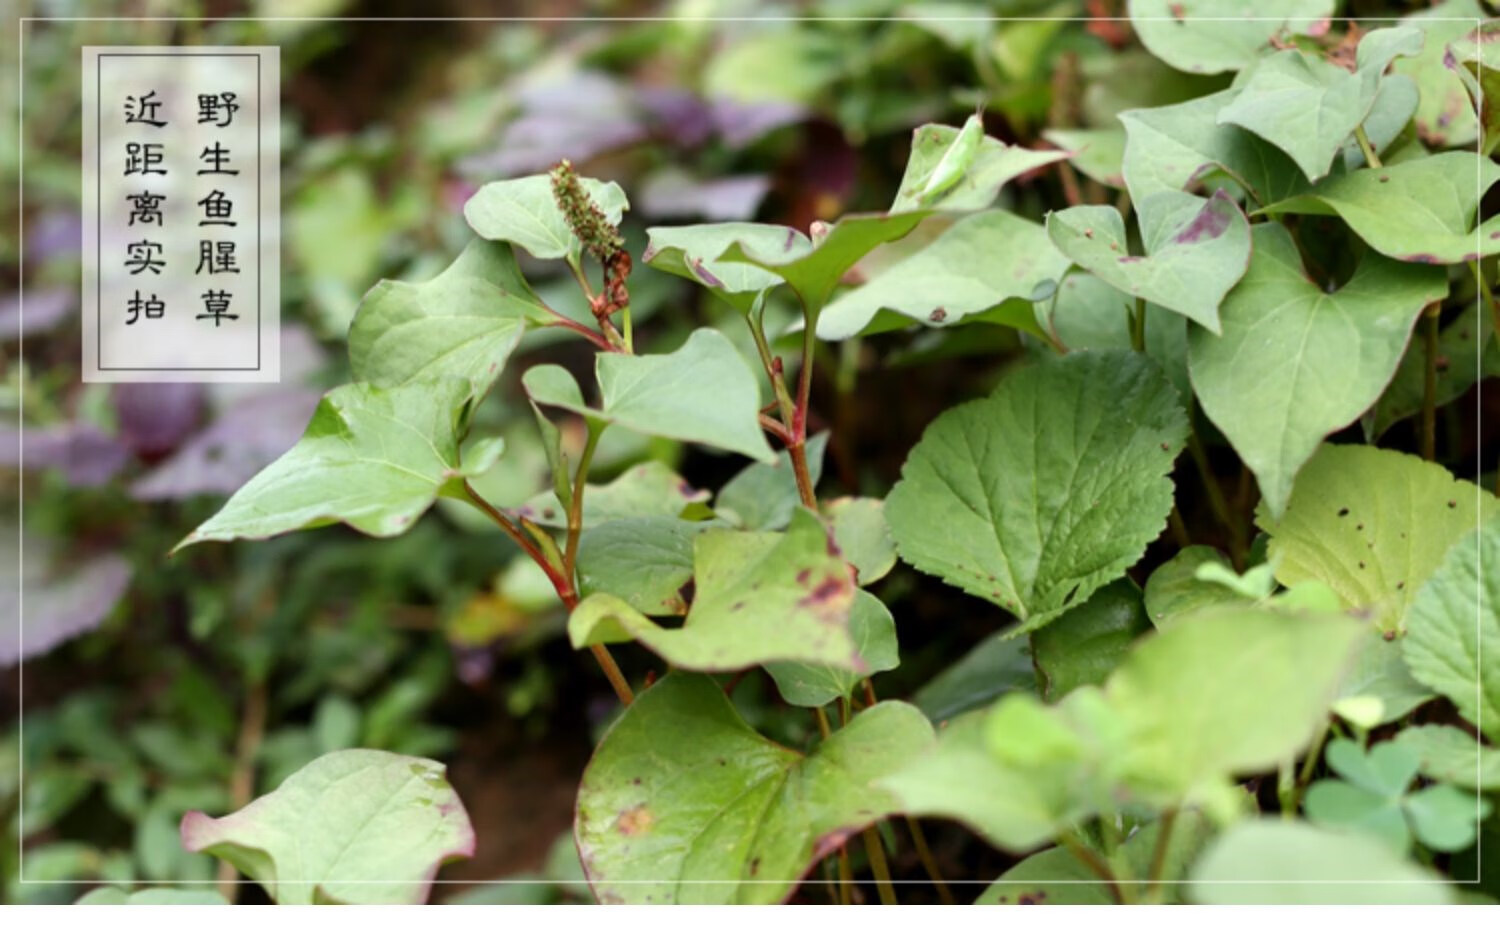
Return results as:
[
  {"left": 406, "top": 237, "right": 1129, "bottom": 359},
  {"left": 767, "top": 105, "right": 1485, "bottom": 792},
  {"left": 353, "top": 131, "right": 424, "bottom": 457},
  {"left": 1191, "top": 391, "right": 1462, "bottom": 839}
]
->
[
  {"left": 1187, "top": 820, "right": 1455, "bottom": 904},
  {"left": 824, "top": 496, "right": 896, "bottom": 586},
  {"left": 717, "top": 212, "right": 929, "bottom": 315},
  {"left": 1258, "top": 445, "right": 1498, "bottom": 637},
  {"left": 569, "top": 508, "right": 860, "bottom": 672},
  {"left": 523, "top": 329, "right": 775, "bottom": 463},
  {"left": 1030, "top": 580, "right": 1150, "bottom": 701},
  {"left": 642, "top": 222, "right": 795, "bottom": 313},
  {"left": 764, "top": 589, "right": 900, "bottom": 707},
  {"left": 891, "top": 121, "right": 1069, "bottom": 213},
  {"left": 1128, "top": 0, "right": 1337, "bottom": 75},
  {"left": 885, "top": 350, "right": 1188, "bottom": 635},
  {"left": 1046, "top": 190, "right": 1251, "bottom": 332},
  {"left": 1397, "top": 724, "right": 1500, "bottom": 791},
  {"left": 180, "top": 749, "right": 474, "bottom": 905},
  {"left": 519, "top": 460, "right": 710, "bottom": 529},
  {"left": 576, "top": 517, "right": 710, "bottom": 616},
  {"left": 463, "top": 173, "right": 628, "bottom": 263},
  {"left": 178, "top": 379, "right": 502, "bottom": 549},
  {"left": 575, "top": 673, "right": 933, "bottom": 904},
  {"left": 1216, "top": 27, "right": 1423, "bottom": 182},
  {"left": 1188, "top": 224, "right": 1448, "bottom": 517},
  {"left": 1403, "top": 519, "right": 1500, "bottom": 738},
  {"left": 1258, "top": 152, "right": 1500, "bottom": 265},
  {"left": 348, "top": 238, "right": 532, "bottom": 396},
  {"left": 818, "top": 210, "right": 1068, "bottom": 340}
]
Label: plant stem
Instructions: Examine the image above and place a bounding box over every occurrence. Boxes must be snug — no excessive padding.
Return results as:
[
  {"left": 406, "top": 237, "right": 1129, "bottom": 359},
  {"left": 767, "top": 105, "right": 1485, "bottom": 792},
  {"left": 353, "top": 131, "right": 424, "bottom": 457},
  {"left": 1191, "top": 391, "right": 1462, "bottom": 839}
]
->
[
  {"left": 1354, "top": 125, "right": 1382, "bottom": 169},
  {"left": 216, "top": 680, "right": 266, "bottom": 902},
  {"left": 838, "top": 848, "right": 853, "bottom": 905},
  {"left": 541, "top": 311, "right": 613, "bottom": 351},
  {"left": 1145, "top": 808, "right": 1178, "bottom": 904},
  {"left": 1297, "top": 718, "right": 1331, "bottom": 791},
  {"left": 906, "top": 818, "right": 954, "bottom": 904},
  {"left": 1059, "top": 830, "right": 1126, "bottom": 903},
  {"left": 862, "top": 827, "right": 899, "bottom": 905},
  {"left": 1420, "top": 303, "right": 1440, "bottom": 462},
  {"left": 1473, "top": 260, "right": 1498, "bottom": 341},
  {"left": 563, "top": 423, "right": 602, "bottom": 578},
  {"left": 589, "top": 645, "right": 635, "bottom": 706},
  {"left": 787, "top": 307, "right": 822, "bottom": 510},
  {"left": 1130, "top": 297, "right": 1147, "bottom": 353}
]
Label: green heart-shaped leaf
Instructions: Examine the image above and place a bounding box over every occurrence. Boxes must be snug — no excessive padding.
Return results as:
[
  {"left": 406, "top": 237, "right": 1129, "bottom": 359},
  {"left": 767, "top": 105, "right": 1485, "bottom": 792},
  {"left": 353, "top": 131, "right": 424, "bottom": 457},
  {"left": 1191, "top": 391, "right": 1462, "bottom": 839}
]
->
[
  {"left": 463, "top": 173, "right": 628, "bottom": 262},
  {"left": 764, "top": 588, "right": 900, "bottom": 707},
  {"left": 1129, "top": 0, "right": 1337, "bottom": 75},
  {"left": 1188, "top": 223, "right": 1448, "bottom": 517}
]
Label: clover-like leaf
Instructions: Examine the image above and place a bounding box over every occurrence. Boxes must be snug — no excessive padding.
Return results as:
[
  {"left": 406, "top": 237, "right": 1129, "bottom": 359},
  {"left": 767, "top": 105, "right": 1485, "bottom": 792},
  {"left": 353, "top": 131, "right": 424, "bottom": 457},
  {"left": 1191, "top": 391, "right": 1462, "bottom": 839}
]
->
[
  {"left": 1404, "top": 518, "right": 1500, "bottom": 738},
  {"left": 180, "top": 749, "right": 474, "bottom": 905},
  {"left": 463, "top": 173, "right": 628, "bottom": 262},
  {"left": 817, "top": 210, "right": 1069, "bottom": 340},
  {"left": 523, "top": 328, "right": 775, "bottom": 463},
  {"left": 1258, "top": 444, "right": 1498, "bottom": 637},
  {"left": 1129, "top": 0, "right": 1337, "bottom": 75},
  {"left": 569, "top": 507, "right": 860, "bottom": 672},
  {"left": 1216, "top": 26, "right": 1423, "bottom": 182},
  {"left": 1258, "top": 152, "right": 1500, "bottom": 264},
  {"left": 348, "top": 238, "right": 533, "bottom": 396},
  {"left": 1188, "top": 224, "right": 1448, "bottom": 517},
  {"left": 1187, "top": 820, "right": 1455, "bottom": 904},
  {"left": 1046, "top": 190, "right": 1251, "bottom": 332},
  {"left": 178, "top": 379, "right": 501, "bottom": 549},
  {"left": 890, "top": 121, "right": 1068, "bottom": 213},
  {"left": 642, "top": 222, "right": 796, "bottom": 313},
  {"left": 885, "top": 350, "right": 1188, "bottom": 635},
  {"left": 717, "top": 212, "right": 929, "bottom": 315},
  {"left": 1397, "top": 724, "right": 1500, "bottom": 791},
  {"left": 764, "top": 589, "right": 900, "bottom": 707},
  {"left": 575, "top": 672, "right": 933, "bottom": 904}
]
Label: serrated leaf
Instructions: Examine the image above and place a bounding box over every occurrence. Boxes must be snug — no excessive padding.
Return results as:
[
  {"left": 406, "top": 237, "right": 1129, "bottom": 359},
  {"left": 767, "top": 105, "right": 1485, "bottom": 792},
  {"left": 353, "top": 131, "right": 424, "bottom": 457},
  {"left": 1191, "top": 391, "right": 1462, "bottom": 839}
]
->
[
  {"left": 180, "top": 749, "right": 474, "bottom": 904},
  {"left": 463, "top": 173, "right": 628, "bottom": 262},
  {"left": 576, "top": 517, "right": 709, "bottom": 616},
  {"left": 1042, "top": 126, "right": 1126, "bottom": 189},
  {"left": 1128, "top": 0, "right": 1337, "bottom": 75},
  {"left": 1047, "top": 190, "right": 1251, "bottom": 332},
  {"left": 1216, "top": 27, "right": 1423, "bottom": 182},
  {"left": 1188, "top": 224, "right": 1448, "bottom": 517},
  {"left": 1031, "top": 580, "right": 1150, "bottom": 701},
  {"left": 824, "top": 496, "right": 896, "bottom": 586},
  {"left": 348, "top": 238, "right": 532, "bottom": 396},
  {"left": 1404, "top": 518, "right": 1500, "bottom": 738},
  {"left": 886, "top": 350, "right": 1188, "bottom": 634},
  {"left": 818, "top": 210, "right": 1068, "bottom": 340},
  {"left": 575, "top": 673, "right": 933, "bottom": 904},
  {"left": 519, "top": 460, "right": 710, "bottom": 529},
  {"left": 717, "top": 212, "right": 929, "bottom": 315},
  {"left": 891, "top": 121, "right": 1068, "bottom": 213},
  {"left": 523, "top": 328, "right": 775, "bottom": 463},
  {"left": 642, "top": 223, "right": 795, "bottom": 313},
  {"left": 178, "top": 379, "right": 500, "bottom": 549},
  {"left": 1189, "top": 820, "right": 1454, "bottom": 903},
  {"left": 1258, "top": 152, "right": 1500, "bottom": 264},
  {"left": 1397, "top": 724, "right": 1500, "bottom": 791},
  {"left": 569, "top": 508, "right": 860, "bottom": 672},
  {"left": 764, "top": 589, "right": 899, "bottom": 707},
  {"left": 1258, "top": 445, "right": 1498, "bottom": 637}
]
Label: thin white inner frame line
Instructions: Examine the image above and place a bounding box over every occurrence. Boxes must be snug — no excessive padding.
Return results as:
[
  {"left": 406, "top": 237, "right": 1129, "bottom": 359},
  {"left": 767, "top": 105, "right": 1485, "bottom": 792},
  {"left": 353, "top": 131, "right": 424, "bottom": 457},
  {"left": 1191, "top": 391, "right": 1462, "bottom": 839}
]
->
[{"left": 12, "top": 12, "right": 1493, "bottom": 892}]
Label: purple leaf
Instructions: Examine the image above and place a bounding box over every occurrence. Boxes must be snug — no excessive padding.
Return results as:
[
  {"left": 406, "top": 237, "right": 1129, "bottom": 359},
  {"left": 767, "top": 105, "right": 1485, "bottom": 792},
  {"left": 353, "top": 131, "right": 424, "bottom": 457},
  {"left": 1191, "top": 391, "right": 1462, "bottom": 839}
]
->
[
  {"left": 638, "top": 170, "right": 772, "bottom": 221},
  {"left": 0, "top": 287, "right": 75, "bottom": 340},
  {"left": 113, "top": 383, "right": 206, "bottom": 457},
  {"left": 0, "top": 422, "right": 132, "bottom": 487},
  {"left": 1, "top": 535, "right": 132, "bottom": 668}
]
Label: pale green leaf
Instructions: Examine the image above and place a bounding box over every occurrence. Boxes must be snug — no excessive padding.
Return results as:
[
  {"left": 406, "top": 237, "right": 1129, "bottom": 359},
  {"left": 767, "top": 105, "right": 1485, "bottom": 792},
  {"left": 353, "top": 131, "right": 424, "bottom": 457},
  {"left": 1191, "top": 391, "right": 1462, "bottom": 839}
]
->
[
  {"left": 1046, "top": 190, "right": 1251, "bottom": 332},
  {"left": 764, "top": 589, "right": 900, "bottom": 707},
  {"left": 1258, "top": 152, "right": 1500, "bottom": 264},
  {"left": 1258, "top": 444, "right": 1498, "bottom": 637},
  {"left": 818, "top": 210, "right": 1068, "bottom": 340},
  {"left": 463, "top": 174, "right": 628, "bottom": 262},
  {"left": 523, "top": 329, "right": 775, "bottom": 463},
  {"left": 1188, "top": 820, "right": 1455, "bottom": 904},
  {"left": 642, "top": 223, "right": 795, "bottom": 312},
  {"left": 1397, "top": 724, "right": 1500, "bottom": 791},
  {"left": 891, "top": 121, "right": 1068, "bottom": 213},
  {"left": 179, "top": 379, "right": 499, "bottom": 548},
  {"left": 1129, "top": 0, "right": 1337, "bottom": 75},
  {"left": 1188, "top": 224, "right": 1449, "bottom": 517},
  {"left": 1042, "top": 126, "right": 1125, "bottom": 189},
  {"left": 1143, "top": 545, "right": 1247, "bottom": 628},
  {"left": 1403, "top": 519, "right": 1500, "bottom": 738},
  {"left": 1039, "top": 273, "right": 1190, "bottom": 402},
  {"left": 825, "top": 496, "right": 896, "bottom": 586},
  {"left": 76, "top": 887, "right": 229, "bottom": 905},
  {"left": 886, "top": 350, "right": 1188, "bottom": 634},
  {"left": 1390, "top": 0, "right": 1486, "bottom": 148},
  {"left": 348, "top": 238, "right": 532, "bottom": 396},
  {"left": 569, "top": 508, "right": 861, "bottom": 672},
  {"left": 519, "top": 460, "right": 710, "bottom": 529},
  {"left": 576, "top": 673, "right": 933, "bottom": 904},
  {"left": 180, "top": 749, "right": 473, "bottom": 905},
  {"left": 576, "top": 517, "right": 710, "bottom": 616}
]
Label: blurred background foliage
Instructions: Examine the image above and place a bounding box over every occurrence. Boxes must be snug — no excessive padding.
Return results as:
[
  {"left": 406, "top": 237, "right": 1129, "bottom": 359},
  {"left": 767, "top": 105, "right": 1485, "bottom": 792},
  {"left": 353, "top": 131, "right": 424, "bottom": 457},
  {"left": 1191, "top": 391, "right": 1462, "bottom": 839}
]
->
[{"left": 2, "top": 0, "right": 1492, "bottom": 905}]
